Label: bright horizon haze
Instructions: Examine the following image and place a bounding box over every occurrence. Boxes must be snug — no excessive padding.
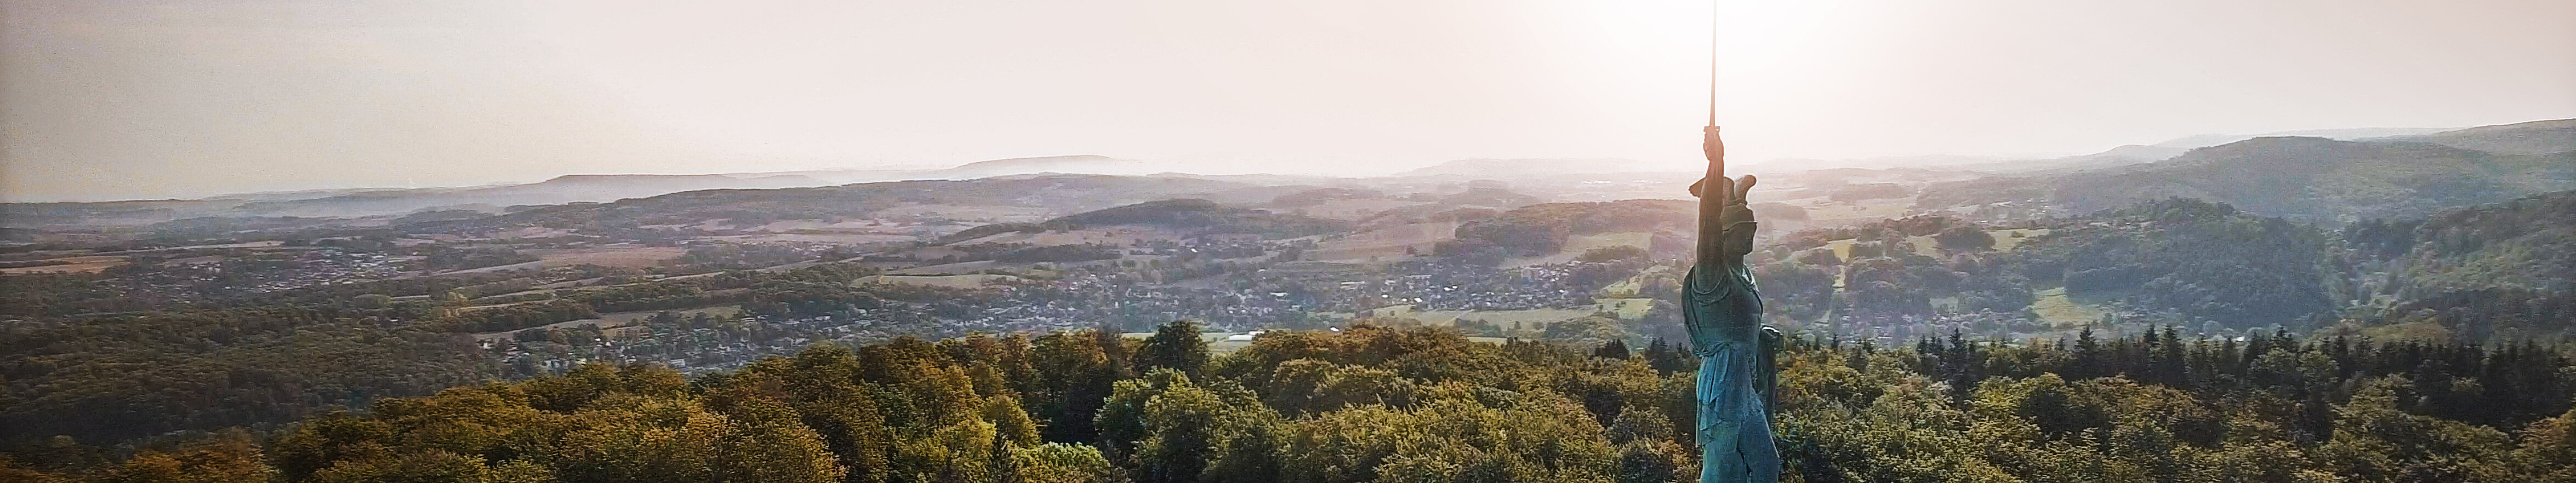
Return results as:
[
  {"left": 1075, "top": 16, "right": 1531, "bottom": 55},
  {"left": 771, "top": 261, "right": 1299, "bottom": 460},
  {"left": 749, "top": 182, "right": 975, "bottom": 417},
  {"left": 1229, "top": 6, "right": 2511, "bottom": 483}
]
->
[{"left": 4, "top": 0, "right": 2573, "bottom": 202}]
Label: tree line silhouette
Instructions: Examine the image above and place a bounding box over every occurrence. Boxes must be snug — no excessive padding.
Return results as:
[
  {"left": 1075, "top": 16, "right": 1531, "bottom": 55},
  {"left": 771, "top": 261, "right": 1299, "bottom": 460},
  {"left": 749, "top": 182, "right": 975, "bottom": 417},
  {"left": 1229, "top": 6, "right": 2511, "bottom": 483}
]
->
[{"left": 6, "top": 322, "right": 2571, "bottom": 482}]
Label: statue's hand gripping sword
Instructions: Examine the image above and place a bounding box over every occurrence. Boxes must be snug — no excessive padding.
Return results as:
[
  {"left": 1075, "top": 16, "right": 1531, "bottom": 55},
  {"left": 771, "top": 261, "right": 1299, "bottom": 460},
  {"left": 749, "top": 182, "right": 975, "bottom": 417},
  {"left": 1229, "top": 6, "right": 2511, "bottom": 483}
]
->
[{"left": 1691, "top": 127, "right": 1757, "bottom": 268}]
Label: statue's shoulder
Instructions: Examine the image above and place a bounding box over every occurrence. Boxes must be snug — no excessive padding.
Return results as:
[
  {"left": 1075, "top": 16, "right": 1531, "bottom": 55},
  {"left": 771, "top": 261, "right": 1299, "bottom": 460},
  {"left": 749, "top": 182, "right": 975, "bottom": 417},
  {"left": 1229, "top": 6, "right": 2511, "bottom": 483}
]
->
[
  {"left": 1682, "top": 265, "right": 1721, "bottom": 298},
  {"left": 1683, "top": 264, "right": 1753, "bottom": 297}
]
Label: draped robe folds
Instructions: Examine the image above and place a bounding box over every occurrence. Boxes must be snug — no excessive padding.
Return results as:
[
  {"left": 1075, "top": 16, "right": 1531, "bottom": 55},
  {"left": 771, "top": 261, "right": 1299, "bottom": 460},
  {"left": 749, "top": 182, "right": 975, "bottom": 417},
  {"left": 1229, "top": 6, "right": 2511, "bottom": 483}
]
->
[{"left": 1684, "top": 262, "right": 1779, "bottom": 482}]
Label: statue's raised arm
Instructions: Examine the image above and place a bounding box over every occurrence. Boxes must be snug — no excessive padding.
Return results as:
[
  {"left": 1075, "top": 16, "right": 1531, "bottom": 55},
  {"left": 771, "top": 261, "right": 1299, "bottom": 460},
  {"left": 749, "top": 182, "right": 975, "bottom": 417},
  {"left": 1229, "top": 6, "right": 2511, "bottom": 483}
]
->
[
  {"left": 1683, "top": 125, "right": 1760, "bottom": 342},
  {"left": 1690, "top": 126, "right": 1758, "bottom": 273},
  {"left": 1682, "top": 125, "right": 1780, "bottom": 482}
]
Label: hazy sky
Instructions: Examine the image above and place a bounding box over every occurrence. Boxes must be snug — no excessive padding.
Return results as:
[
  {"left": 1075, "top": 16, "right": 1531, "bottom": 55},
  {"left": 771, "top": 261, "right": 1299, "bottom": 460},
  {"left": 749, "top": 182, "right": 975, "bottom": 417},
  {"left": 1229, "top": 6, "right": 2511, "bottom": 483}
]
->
[{"left": 5, "top": 0, "right": 2572, "bottom": 202}]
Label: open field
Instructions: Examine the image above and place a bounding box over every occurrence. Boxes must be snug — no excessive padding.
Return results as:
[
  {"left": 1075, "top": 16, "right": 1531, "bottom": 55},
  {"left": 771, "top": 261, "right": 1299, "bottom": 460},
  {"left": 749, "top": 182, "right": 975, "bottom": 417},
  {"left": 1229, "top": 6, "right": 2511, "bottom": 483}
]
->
[
  {"left": 1823, "top": 235, "right": 1941, "bottom": 261},
  {"left": 1118, "top": 330, "right": 1509, "bottom": 355},
  {"left": 1507, "top": 231, "right": 1657, "bottom": 266},
  {"left": 484, "top": 227, "right": 577, "bottom": 239},
  {"left": 1990, "top": 228, "right": 2051, "bottom": 251},
  {"left": 1813, "top": 227, "right": 2051, "bottom": 262},
  {"left": 0, "top": 249, "right": 96, "bottom": 261},
  {"left": 1797, "top": 198, "right": 1914, "bottom": 222},
  {"left": 0, "top": 256, "right": 131, "bottom": 274},
  {"left": 160, "top": 240, "right": 287, "bottom": 250},
  {"left": 1307, "top": 221, "right": 1457, "bottom": 262},
  {"left": 869, "top": 204, "right": 1053, "bottom": 222},
  {"left": 856, "top": 273, "right": 1023, "bottom": 289},
  {"left": 470, "top": 306, "right": 743, "bottom": 342},
  {"left": 159, "top": 255, "right": 226, "bottom": 266},
  {"left": 1599, "top": 298, "right": 1657, "bottom": 319},
  {"left": 956, "top": 226, "right": 1188, "bottom": 247},
  {"left": 745, "top": 220, "right": 882, "bottom": 232},
  {"left": 532, "top": 246, "right": 687, "bottom": 268},
  {"left": 1296, "top": 199, "right": 1428, "bottom": 221},
  {"left": 440, "top": 246, "right": 686, "bottom": 275},
  {"left": 885, "top": 259, "right": 1113, "bottom": 277},
  {"left": 1341, "top": 304, "right": 1614, "bottom": 331},
  {"left": 712, "top": 233, "right": 919, "bottom": 244},
  {"left": 1597, "top": 265, "right": 1674, "bottom": 297},
  {"left": 2030, "top": 287, "right": 2113, "bottom": 327},
  {"left": 888, "top": 260, "right": 1005, "bottom": 275},
  {"left": 1429, "top": 308, "right": 1600, "bottom": 332}
]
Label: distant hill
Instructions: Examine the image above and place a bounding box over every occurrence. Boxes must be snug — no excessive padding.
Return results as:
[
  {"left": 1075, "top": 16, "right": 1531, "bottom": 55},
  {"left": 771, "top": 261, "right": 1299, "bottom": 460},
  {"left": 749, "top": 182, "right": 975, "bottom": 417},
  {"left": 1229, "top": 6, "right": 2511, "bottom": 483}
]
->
[
  {"left": 928, "top": 155, "right": 1152, "bottom": 179},
  {"left": 1920, "top": 119, "right": 2576, "bottom": 223},
  {"left": 533, "top": 174, "right": 737, "bottom": 186},
  {"left": 465, "top": 175, "right": 1259, "bottom": 234},
  {"left": 1437, "top": 187, "right": 1542, "bottom": 208},
  {"left": 207, "top": 186, "right": 457, "bottom": 202},
  {"left": 526, "top": 174, "right": 830, "bottom": 191},
  {"left": 1046, "top": 199, "right": 1347, "bottom": 236},
  {"left": 1953, "top": 145, "right": 2189, "bottom": 174},
  {"left": 732, "top": 157, "right": 1344, "bottom": 186},
  {"left": 1269, "top": 188, "right": 1386, "bottom": 208},
  {"left": 0, "top": 199, "right": 243, "bottom": 228},
  {"left": 2147, "top": 127, "right": 2457, "bottom": 150},
  {"left": 2370, "top": 118, "right": 2576, "bottom": 156},
  {"left": 1925, "top": 127, "right": 2470, "bottom": 176},
  {"left": 233, "top": 173, "right": 835, "bottom": 219},
  {"left": 720, "top": 168, "right": 944, "bottom": 185},
  {"left": 2091, "top": 144, "right": 2192, "bottom": 162},
  {"left": 91, "top": 155, "right": 1229, "bottom": 221},
  {"left": 2060, "top": 136, "right": 2570, "bottom": 222},
  {"left": 1940, "top": 127, "right": 2462, "bottom": 175},
  {"left": 1746, "top": 154, "right": 2015, "bottom": 171},
  {"left": 1397, "top": 158, "right": 1646, "bottom": 177},
  {"left": 936, "top": 198, "right": 1350, "bottom": 245}
]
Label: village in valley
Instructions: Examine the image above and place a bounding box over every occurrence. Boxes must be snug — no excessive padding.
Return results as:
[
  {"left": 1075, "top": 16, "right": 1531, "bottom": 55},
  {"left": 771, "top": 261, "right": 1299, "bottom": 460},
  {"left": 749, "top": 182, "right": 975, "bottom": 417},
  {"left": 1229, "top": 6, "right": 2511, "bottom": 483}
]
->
[{"left": 18, "top": 119, "right": 2568, "bottom": 377}]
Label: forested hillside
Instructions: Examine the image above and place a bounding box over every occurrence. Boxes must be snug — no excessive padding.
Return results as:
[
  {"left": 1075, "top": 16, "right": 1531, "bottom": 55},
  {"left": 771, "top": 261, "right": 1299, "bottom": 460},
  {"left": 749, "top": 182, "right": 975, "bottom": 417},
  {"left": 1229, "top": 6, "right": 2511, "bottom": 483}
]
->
[
  {"left": 0, "top": 262, "right": 962, "bottom": 444},
  {"left": 942, "top": 199, "right": 1352, "bottom": 245},
  {"left": 1743, "top": 192, "right": 2576, "bottom": 342},
  {"left": 2007, "top": 198, "right": 2333, "bottom": 327},
  {"left": 4, "top": 324, "right": 2570, "bottom": 482},
  {"left": 2340, "top": 190, "right": 2576, "bottom": 340},
  {"left": 1732, "top": 197, "right": 2343, "bottom": 340}
]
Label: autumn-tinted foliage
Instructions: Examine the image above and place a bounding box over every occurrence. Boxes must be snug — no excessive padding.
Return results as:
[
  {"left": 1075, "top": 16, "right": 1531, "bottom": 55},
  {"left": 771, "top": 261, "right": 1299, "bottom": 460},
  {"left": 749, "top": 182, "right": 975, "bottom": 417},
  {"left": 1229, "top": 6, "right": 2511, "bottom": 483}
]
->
[{"left": 8, "top": 322, "right": 2573, "bottom": 483}]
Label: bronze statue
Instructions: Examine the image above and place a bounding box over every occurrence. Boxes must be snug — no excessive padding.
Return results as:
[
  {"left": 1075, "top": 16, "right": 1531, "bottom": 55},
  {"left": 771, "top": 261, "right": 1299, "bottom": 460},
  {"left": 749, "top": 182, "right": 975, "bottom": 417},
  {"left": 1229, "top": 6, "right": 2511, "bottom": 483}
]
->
[{"left": 1684, "top": 125, "right": 1781, "bottom": 482}]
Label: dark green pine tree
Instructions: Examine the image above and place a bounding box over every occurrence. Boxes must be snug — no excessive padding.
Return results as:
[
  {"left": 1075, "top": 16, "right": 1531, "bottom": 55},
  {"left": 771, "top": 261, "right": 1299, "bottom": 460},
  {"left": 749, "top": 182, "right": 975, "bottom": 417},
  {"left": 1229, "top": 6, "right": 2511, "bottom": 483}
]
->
[
  {"left": 1594, "top": 339, "right": 1632, "bottom": 359},
  {"left": 2071, "top": 326, "right": 2103, "bottom": 380}
]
